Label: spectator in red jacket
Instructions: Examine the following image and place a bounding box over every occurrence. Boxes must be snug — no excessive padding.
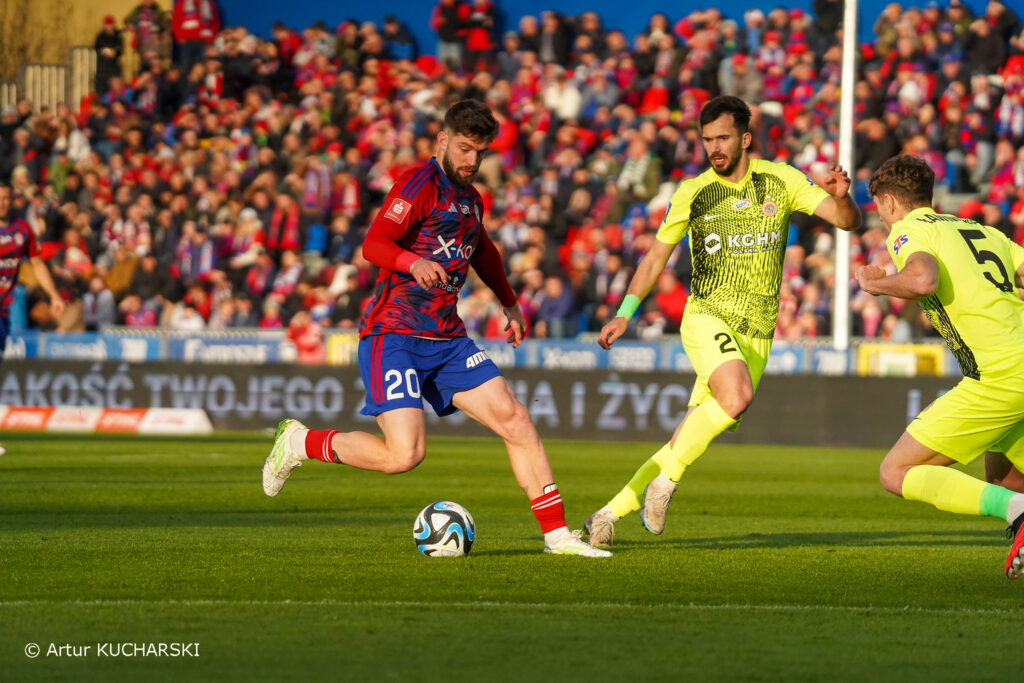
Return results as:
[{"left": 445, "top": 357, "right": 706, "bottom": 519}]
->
[
  {"left": 463, "top": 0, "right": 496, "bottom": 71},
  {"left": 431, "top": 0, "right": 465, "bottom": 69},
  {"left": 271, "top": 21, "right": 302, "bottom": 67},
  {"left": 286, "top": 310, "right": 326, "bottom": 364},
  {"left": 173, "top": 0, "right": 220, "bottom": 75}
]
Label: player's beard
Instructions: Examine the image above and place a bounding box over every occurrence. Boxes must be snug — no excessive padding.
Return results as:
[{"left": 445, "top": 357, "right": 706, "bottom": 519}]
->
[
  {"left": 441, "top": 149, "right": 479, "bottom": 188},
  {"left": 710, "top": 148, "right": 742, "bottom": 178}
]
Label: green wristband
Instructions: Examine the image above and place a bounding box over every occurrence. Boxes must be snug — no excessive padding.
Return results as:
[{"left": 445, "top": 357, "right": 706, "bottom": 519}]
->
[{"left": 616, "top": 294, "right": 641, "bottom": 319}]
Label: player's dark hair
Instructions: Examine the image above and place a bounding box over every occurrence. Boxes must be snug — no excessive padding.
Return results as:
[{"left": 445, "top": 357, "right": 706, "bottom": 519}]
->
[
  {"left": 443, "top": 99, "right": 498, "bottom": 143},
  {"left": 867, "top": 155, "right": 934, "bottom": 208},
  {"left": 699, "top": 96, "right": 752, "bottom": 134}
]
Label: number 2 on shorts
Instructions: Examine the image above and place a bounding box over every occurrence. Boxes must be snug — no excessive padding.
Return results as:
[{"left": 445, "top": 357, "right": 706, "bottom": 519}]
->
[{"left": 715, "top": 332, "right": 738, "bottom": 354}]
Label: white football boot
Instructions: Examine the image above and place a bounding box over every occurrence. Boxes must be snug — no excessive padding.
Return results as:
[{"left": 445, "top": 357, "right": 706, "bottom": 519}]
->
[
  {"left": 583, "top": 507, "right": 617, "bottom": 548},
  {"left": 640, "top": 475, "right": 677, "bottom": 535},
  {"left": 262, "top": 419, "right": 308, "bottom": 497},
  {"left": 544, "top": 527, "right": 612, "bottom": 557}
]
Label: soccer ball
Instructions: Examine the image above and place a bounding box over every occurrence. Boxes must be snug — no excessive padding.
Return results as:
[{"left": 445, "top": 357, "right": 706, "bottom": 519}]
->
[{"left": 413, "top": 501, "right": 475, "bottom": 557}]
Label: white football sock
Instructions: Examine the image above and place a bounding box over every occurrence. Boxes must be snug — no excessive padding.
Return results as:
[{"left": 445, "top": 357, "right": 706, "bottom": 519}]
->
[
  {"left": 543, "top": 526, "right": 571, "bottom": 544},
  {"left": 1007, "top": 494, "right": 1024, "bottom": 525},
  {"left": 289, "top": 429, "right": 308, "bottom": 458}
]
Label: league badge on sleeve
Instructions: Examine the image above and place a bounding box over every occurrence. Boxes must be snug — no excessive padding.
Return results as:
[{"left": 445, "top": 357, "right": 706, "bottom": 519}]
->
[
  {"left": 893, "top": 234, "right": 909, "bottom": 254},
  {"left": 385, "top": 198, "right": 412, "bottom": 224}
]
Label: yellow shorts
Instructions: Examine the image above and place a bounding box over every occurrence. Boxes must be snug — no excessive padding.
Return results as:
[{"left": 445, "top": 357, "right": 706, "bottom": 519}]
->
[
  {"left": 680, "top": 312, "right": 773, "bottom": 410},
  {"left": 907, "top": 375, "right": 1024, "bottom": 466}
]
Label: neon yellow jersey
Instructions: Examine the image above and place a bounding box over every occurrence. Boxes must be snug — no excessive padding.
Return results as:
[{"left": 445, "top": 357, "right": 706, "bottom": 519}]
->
[
  {"left": 656, "top": 158, "right": 829, "bottom": 339},
  {"left": 886, "top": 207, "right": 1024, "bottom": 379}
]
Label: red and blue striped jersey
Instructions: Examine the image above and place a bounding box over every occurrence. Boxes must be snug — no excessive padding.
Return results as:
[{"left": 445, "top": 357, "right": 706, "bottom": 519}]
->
[
  {"left": 0, "top": 219, "right": 38, "bottom": 316},
  {"left": 360, "top": 158, "right": 493, "bottom": 339}
]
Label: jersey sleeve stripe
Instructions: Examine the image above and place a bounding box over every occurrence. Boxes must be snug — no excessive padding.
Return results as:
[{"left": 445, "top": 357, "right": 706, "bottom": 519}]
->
[
  {"left": 398, "top": 164, "right": 433, "bottom": 199},
  {"left": 405, "top": 163, "right": 436, "bottom": 198}
]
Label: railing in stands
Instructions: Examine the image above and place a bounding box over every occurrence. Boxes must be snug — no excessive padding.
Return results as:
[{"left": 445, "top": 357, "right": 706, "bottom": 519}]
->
[
  {"left": 67, "top": 46, "right": 95, "bottom": 111},
  {"left": 7, "top": 42, "right": 137, "bottom": 113},
  {"left": 19, "top": 62, "right": 66, "bottom": 113},
  {"left": 0, "top": 81, "right": 16, "bottom": 109}
]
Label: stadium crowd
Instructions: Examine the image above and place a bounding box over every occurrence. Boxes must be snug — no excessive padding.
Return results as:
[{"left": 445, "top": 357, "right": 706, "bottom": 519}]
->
[{"left": 1, "top": 0, "right": 1023, "bottom": 350}]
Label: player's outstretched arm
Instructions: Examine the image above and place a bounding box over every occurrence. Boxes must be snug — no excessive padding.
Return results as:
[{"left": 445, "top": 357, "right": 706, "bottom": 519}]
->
[
  {"left": 814, "top": 164, "right": 862, "bottom": 231},
  {"left": 29, "top": 256, "right": 65, "bottom": 318},
  {"left": 856, "top": 252, "right": 938, "bottom": 300},
  {"left": 502, "top": 303, "right": 527, "bottom": 347},
  {"left": 470, "top": 229, "right": 515, "bottom": 294},
  {"left": 598, "top": 238, "right": 676, "bottom": 350}
]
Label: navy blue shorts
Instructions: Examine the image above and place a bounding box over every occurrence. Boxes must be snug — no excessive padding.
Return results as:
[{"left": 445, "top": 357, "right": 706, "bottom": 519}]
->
[
  {"left": 359, "top": 334, "right": 502, "bottom": 417},
  {"left": 0, "top": 316, "right": 8, "bottom": 359}
]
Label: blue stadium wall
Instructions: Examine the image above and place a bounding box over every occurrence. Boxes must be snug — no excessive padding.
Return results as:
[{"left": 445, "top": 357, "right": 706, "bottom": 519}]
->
[{"left": 216, "top": 0, "right": 983, "bottom": 50}]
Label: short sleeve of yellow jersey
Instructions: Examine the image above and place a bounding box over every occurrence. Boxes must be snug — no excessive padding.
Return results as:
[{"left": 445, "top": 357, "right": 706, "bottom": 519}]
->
[
  {"left": 1010, "top": 238, "right": 1024, "bottom": 274},
  {"left": 886, "top": 221, "right": 934, "bottom": 270},
  {"left": 774, "top": 163, "right": 830, "bottom": 216},
  {"left": 655, "top": 181, "right": 694, "bottom": 245}
]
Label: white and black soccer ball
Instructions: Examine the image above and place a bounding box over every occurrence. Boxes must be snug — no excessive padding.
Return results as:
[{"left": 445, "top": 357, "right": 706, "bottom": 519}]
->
[{"left": 413, "top": 501, "right": 475, "bottom": 557}]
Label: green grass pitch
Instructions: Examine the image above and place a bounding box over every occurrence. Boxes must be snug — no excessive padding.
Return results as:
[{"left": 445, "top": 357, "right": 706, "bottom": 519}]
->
[{"left": 2, "top": 433, "right": 1023, "bottom": 681}]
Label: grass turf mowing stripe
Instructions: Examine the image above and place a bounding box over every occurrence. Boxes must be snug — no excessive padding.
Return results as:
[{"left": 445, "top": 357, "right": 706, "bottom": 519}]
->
[
  {"left": 4, "top": 600, "right": 1024, "bottom": 682},
  {"left": 2, "top": 599, "right": 1023, "bottom": 616},
  {"left": 4, "top": 435, "right": 1024, "bottom": 682}
]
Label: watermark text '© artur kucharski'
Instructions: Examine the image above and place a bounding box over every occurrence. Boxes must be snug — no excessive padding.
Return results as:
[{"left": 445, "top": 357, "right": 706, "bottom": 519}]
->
[{"left": 25, "top": 642, "right": 200, "bottom": 658}]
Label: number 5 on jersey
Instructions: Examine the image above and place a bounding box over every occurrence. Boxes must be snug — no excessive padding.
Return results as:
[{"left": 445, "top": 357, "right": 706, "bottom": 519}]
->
[{"left": 959, "top": 229, "right": 1014, "bottom": 293}]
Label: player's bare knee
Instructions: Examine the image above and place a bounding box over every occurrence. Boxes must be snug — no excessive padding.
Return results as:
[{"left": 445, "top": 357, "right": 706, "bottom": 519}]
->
[
  {"left": 718, "top": 389, "right": 753, "bottom": 419},
  {"left": 495, "top": 399, "right": 535, "bottom": 443},
  {"left": 383, "top": 446, "right": 425, "bottom": 474},
  {"left": 878, "top": 460, "right": 904, "bottom": 497}
]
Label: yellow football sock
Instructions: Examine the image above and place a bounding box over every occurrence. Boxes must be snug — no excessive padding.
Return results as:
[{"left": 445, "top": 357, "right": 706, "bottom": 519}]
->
[
  {"left": 653, "top": 400, "right": 736, "bottom": 482},
  {"left": 607, "top": 449, "right": 664, "bottom": 519},
  {"left": 901, "top": 464, "right": 1014, "bottom": 518}
]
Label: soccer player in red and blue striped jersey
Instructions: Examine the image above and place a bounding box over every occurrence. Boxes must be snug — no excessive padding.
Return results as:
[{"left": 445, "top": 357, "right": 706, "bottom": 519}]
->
[
  {"left": 0, "top": 184, "right": 64, "bottom": 357},
  {"left": 0, "top": 183, "right": 64, "bottom": 457},
  {"left": 263, "top": 101, "right": 609, "bottom": 557}
]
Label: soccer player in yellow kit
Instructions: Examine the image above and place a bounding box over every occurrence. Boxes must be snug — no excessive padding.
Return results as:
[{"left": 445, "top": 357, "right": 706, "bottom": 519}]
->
[
  {"left": 584, "top": 96, "right": 861, "bottom": 545},
  {"left": 855, "top": 154, "right": 1024, "bottom": 578}
]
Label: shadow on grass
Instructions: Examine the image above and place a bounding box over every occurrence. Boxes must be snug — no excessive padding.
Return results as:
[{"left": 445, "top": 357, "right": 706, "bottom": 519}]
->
[
  {"left": 0, "top": 507, "right": 426, "bottom": 530},
  {"left": 610, "top": 529, "right": 1006, "bottom": 551},
  {"left": 2, "top": 505, "right": 1009, "bottom": 550},
  {"left": 469, "top": 548, "right": 542, "bottom": 557},
  {"left": 0, "top": 431, "right": 272, "bottom": 443}
]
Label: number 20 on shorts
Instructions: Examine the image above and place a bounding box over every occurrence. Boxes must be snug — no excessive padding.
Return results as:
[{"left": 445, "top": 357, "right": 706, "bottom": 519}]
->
[{"left": 385, "top": 369, "right": 422, "bottom": 400}]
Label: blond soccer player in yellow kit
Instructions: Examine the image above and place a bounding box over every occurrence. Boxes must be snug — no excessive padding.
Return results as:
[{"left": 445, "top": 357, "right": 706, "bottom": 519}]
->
[
  {"left": 855, "top": 154, "right": 1024, "bottom": 579},
  {"left": 584, "top": 96, "right": 861, "bottom": 546}
]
